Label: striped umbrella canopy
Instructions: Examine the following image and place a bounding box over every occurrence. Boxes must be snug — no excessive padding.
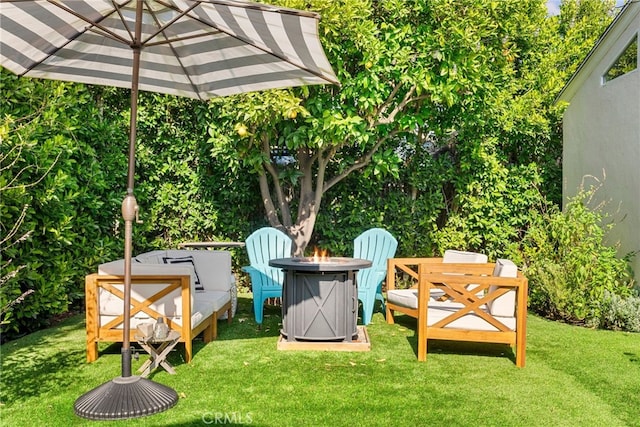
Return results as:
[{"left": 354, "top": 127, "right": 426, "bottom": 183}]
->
[{"left": 0, "top": 0, "right": 338, "bottom": 420}]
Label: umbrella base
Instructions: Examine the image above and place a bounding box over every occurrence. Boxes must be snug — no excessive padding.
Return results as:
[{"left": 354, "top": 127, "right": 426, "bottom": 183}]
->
[{"left": 74, "top": 375, "right": 178, "bottom": 420}]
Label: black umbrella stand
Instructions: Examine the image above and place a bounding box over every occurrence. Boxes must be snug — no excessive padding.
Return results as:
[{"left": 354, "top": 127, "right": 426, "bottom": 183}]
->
[
  {"left": 73, "top": 372, "right": 178, "bottom": 421},
  {"left": 73, "top": 196, "right": 178, "bottom": 421},
  {"left": 74, "top": 2, "right": 178, "bottom": 419}
]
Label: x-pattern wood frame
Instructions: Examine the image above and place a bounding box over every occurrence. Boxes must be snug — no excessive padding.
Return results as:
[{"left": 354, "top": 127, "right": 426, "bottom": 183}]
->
[
  {"left": 97, "top": 280, "right": 182, "bottom": 333},
  {"left": 385, "top": 259, "right": 527, "bottom": 367},
  {"left": 425, "top": 279, "right": 513, "bottom": 331},
  {"left": 85, "top": 273, "right": 216, "bottom": 364},
  {"left": 417, "top": 262, "right": 527, "bottom": 367}
]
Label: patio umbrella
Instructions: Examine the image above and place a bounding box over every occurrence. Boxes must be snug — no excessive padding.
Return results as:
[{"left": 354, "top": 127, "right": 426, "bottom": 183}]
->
[{"left": 0, "top": 0, "right": 338, "bottom": 420}]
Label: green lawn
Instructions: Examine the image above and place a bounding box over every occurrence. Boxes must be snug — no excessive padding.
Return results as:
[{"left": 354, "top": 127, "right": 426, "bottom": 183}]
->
[{"left": 1, "top": 295, "right": 639, "bottom": 427}]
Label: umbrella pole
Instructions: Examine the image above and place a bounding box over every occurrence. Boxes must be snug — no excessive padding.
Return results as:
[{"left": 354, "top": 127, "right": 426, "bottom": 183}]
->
[
  {"left": 121, "top": 194, "right": 136, "bottom": 378},
  {"left": 120, "top": 0, "right": 143, "bottom": 377},
  {"left": 74, "top": 1, "right": 177, "bottom": 419}
]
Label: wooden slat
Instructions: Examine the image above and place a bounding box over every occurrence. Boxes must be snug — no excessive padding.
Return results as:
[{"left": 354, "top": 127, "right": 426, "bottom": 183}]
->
[{"left": 277, "top": 326, "right": 371, "bottom": 352}]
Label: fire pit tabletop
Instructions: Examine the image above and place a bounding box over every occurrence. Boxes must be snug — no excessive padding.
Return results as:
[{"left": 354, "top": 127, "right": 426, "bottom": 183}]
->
[{"left": 269, "top": 257, "right": 372, "bottom": 272}]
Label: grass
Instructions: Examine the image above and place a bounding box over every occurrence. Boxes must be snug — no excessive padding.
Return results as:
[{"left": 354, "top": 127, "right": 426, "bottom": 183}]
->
[{"left": 1, "top": 295, "right": 639, "bottom": 427}]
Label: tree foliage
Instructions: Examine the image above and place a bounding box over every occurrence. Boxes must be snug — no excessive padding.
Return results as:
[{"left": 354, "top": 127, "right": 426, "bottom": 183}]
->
[{"left": 206, "top": 0, "right": 618, "bottom": 256}]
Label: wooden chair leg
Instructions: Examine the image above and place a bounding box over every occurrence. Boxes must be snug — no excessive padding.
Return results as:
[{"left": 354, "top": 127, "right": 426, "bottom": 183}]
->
[
  {"left": 202, "top": 320, "right": 213, "bottom": 343},
  {"left": 516, "top": 331, "right": 526, "bottom": 368},
  {"left": 85, "top": 275, "right": 99, "bottom": 362},
  {"left": 211, "top": 315, "right": 218, "bottom": 340},
  {"left": 417, "top": 336, "right": 427, "bottom": 362},
  {"left": 87, "top": 340, "right": 98, "bottom": 362},
  {"left": 417, "top": 285, "right": 427, "bottom": 361},
  {"left": 386, "top": 306, "right": 396, "bottom": 324},
  {"left": 184, "top": 338, "right": 193, "bottom": 363}
]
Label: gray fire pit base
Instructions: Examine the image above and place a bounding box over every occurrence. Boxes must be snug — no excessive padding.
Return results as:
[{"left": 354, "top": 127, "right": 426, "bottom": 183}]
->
[{"left": 281, "top": 270, "right": 358, "bottom": 342}]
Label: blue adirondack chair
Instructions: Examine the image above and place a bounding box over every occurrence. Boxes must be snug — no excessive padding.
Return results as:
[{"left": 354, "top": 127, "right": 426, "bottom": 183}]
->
[
  {"left": 353, "top": 228, "right": 398, "bottom": 325},
  {"left": 242, "top": 227, "right": 292, "bottom": 324}
]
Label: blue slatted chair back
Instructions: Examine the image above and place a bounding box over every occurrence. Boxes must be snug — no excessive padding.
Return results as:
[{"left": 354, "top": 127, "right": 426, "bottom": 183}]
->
[
  {"left": 242, "top": 227, "right": 292, "bottom": 324},
  {"left": 353, "top": 228, "right": 398, "bottom": 325}
]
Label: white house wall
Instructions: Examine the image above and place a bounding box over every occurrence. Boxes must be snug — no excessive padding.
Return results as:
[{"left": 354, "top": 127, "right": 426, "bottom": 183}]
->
[{"left": 562, "top": 7, "right": 640, "bottom": 280}]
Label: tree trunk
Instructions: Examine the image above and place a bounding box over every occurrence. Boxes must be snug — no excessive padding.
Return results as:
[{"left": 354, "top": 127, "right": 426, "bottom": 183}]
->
[
  {"left": 288, "top": 214, "right": 317, "bottom": 256},
  {"left": 256, "top": 111, "right": 403, "bottom": 254}
]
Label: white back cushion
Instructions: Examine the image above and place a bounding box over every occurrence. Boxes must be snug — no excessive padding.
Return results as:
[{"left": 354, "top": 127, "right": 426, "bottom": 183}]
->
[
  {"left": 488, "top": 259, "right": 518, "bottom": 317},
  {"left": 133, "top": 249, "right": 233, "bottom": 292},
  {"left": 442, "top": 250, "right": 488, "bottom": 296},
  {"left": 165, "top": 250, "right": 232, "bottom": 292},
  {"left": 443, "top": 250, "right": 488, "bottom": 263},
  {"left": 134, "top": 250, "right": 167, "bottom": 264},
  {"left": 98, "top": 258, "right": 193, "bottom": 277}
]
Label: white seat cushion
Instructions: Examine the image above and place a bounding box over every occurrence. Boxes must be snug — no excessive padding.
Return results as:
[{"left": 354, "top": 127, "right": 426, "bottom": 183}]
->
[
  {"left": 100, "top": 300, "right": 215, "bottom": 331},
  {"left": 191, "top": 299, "right": 216, "bottom": 327},
  {"left": 195, "top": 290, "right": 231, "bottom": 313},
  {"left": 427, "top": 303, "right": 516, "bottom": 331},
  {"left": 387, "top": 289, "right": 419, "bottom": 309}
]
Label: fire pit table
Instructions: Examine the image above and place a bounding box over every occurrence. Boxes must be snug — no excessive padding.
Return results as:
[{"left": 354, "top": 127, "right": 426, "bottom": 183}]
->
[{"left": 269, "top": 257, "right": 372, "bottom": 344}]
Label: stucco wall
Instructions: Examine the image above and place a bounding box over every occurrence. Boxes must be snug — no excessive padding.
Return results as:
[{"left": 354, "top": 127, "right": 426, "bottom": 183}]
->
[{"left": 562, "top": 22, "right": 640, "bottom": 280}]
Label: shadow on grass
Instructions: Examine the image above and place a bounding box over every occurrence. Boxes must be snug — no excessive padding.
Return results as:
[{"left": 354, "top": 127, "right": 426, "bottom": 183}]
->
[
  {"left": 96, "top": 338, "right": 210, "bottom": 373},
  {"left": 0, "top": 316, "right": 87, "bottom": 404},
  {"left": 214, "top": 296, "right": 282, "bottom": 341},
  {"left": 221, "top": 296, "right": 379, "bottom": 341},
  {"left": 625, "top": 351, "right": 640, "bottom": 364},
  {"left": 390, "top": 313, "right": 518, "bottom": 365},
  {"left": 93, "top": 295, "right": 283, "bottom": 377},
  {"left": 92, "top": 296, "right": 265, "bottom": 368}
]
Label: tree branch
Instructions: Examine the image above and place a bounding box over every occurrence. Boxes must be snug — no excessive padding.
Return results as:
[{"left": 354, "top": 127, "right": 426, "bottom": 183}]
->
[
  {"left": 323, "top": 129, "right": 400, "bottom": 193},
  {"left": 3, "top": 149, "right": 63, "bottom": 191},
  {"left": 314, "top": 149, "right": 331, "bottom": 209},
  {"left": 0, "top": 204, "right": 30, "bottom": 247},
  {"left": 372, "top": 80, "right": 404, "bottom": 125},
  {"left": 375, "top": 87, "right": 427, "bottom": 126},
  {"left": 257, "top": 171, "right": 282, "bottom": 228},
  {"left": 260, "top": 135, "right": 292, "bottom": 227},
  {"left": 296, "top": 147, "right": 317, "bottom": 220}
]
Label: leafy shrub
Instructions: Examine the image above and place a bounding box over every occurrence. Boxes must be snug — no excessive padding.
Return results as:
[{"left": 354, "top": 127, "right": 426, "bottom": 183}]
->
[
  {"left": 1, "top": 74, "right": 124, "bottom": 339},
  {"left": 592, "top": 290, "right": 640, "bottom": 333},
  {"left": 314, "top": 168, "right": 442, "bottom": 258},
  {"left": 432, "top": 139, "right": 547, "bottom": 259},
  {"left": 513, "top": 186, "right": 635, "bottom": 325}
]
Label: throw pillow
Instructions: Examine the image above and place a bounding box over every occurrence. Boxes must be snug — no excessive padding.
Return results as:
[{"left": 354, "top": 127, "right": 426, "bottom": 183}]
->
[{"left": 163, "top": 256, "right": 203, "bottom": 291}]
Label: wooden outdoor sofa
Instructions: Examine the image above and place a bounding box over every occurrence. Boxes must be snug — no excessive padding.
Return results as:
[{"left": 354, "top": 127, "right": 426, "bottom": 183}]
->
[
  {"left": 385, "top": 257, "right": 528, "bottom": 367},
  {"left": 85, "top": 250, "right": 235, "bottom": 363}
]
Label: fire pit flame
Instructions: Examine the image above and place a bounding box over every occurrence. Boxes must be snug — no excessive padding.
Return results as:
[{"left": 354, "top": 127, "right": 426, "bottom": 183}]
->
[{"left": 312, "top": 247, "right": 329, "bottom": 263}]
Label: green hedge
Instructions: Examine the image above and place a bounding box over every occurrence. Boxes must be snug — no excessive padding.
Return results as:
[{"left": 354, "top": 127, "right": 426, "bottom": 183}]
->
[
  {"left": 1, "top": 75, "right": 124, "bottom": 337},
  {"left": 2, "top": 74, "right": 636, "bottom": 339}
]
